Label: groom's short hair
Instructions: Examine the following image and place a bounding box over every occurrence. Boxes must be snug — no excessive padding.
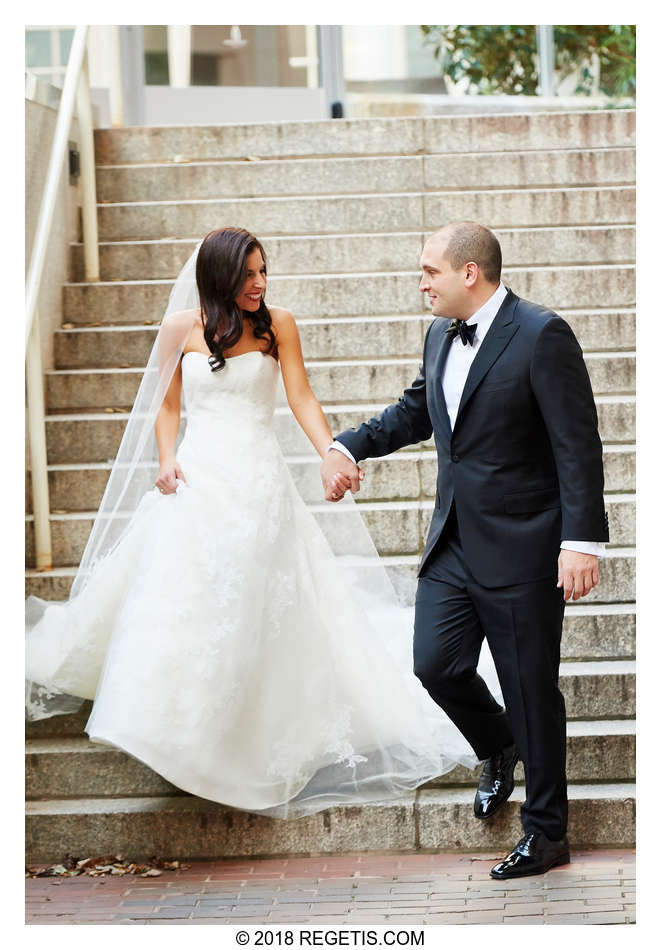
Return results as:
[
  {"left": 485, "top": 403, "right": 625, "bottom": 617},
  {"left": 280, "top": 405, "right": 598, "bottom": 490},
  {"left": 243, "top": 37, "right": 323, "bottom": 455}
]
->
[{"left": 433, "top": 222, "right": 502, "bottom": 285}]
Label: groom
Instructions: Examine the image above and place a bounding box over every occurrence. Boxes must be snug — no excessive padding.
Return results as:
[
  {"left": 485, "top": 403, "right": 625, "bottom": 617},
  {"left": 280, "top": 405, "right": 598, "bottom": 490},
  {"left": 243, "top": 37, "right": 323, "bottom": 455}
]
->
[{"left": 321, "top": 222, "right": 608, "bottom": 879}]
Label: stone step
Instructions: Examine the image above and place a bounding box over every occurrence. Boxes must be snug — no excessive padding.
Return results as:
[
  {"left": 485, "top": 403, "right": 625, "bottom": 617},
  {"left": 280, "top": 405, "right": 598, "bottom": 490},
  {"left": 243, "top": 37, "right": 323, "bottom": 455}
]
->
[
  {"left": 95, "top": 148, "right": 635, "bottom": 203},
  {"left": 24, "top": 495, "right": 635, "bottom": 568},
  {"left": 22, "top": 537, "right": 635, "bottom": 652},
  {"left": 423, "top": 110, "right": 636, "bottom": 154},
  {"left": 386, "top": 549, "right": 635, "bottom": 609},
  {"left": 556, "top": 660, "right": 635, "bottom": 719},
  {"left": 95, "top": 187, "right": 634, "bottom": 241},
  {"left": 61, "top": 265, "right": 636, "bottom": 324},
  {"left": 45, "top": 352, "right": 635, "bottom": 414},
  {"left": 424, "top": 187, "right": 634, "bottom": 232},
  {"left": 428, "top": 720, "right": 636, "bottom": 787},
  {"left": 425, "top": 148, "right": 634, "bottom": 191},
  {"left": 71, "top": 226, "right": 636, "bottom": 281},
  {"left": 25, "top": 548, "right": 635, "bottom": 607},
  {"left": 93, "top": 110, "right": 635, "bottom": 164},
  {"left": 24, "top": 720, "right": 635, "bottom": 802},
  {"left": 42, "top": 395, "right": 635, "bottom": 468},
  {"left": 28, "top": 445, "right": 635, "bottom": 516},
  {"left": 54, "top": 308, "right": 636, "bottom": 369},
  {"left": 25, "top": 781, "right": 635, "bottom": 862}
]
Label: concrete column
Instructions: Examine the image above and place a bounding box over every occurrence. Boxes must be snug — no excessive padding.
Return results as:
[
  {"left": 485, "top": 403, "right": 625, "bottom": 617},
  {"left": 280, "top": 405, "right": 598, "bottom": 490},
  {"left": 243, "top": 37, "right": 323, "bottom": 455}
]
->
[
  {"left": 318, "top": 25, "right": 345, "bottom": 117},
  {"left": 305, "top": 25, "right": 318, "bottom": 88},
  {"left": 536, "top": 25, "right": 556, "bottom": 96},
  {"left": 119, "top": 25, "right": 146, "bottom": 126},
  {"left": 167, "top": 25, "right": 191, "bottom": 88},
  {"left": 108, "top": 26, "right": 124, "bottom": 126}
]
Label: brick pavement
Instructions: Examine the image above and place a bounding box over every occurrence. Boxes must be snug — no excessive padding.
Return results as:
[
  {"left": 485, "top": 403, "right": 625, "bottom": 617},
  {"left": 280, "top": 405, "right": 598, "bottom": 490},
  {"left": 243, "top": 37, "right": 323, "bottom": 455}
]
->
[{"left": 25, "top": 849, "right": 635, "bottom": 925}]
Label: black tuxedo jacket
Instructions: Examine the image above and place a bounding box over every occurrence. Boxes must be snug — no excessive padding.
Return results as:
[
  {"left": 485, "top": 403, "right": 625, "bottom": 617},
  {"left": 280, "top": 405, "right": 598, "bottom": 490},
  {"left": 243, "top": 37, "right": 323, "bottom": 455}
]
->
[{"left": 335, "top": 288, "right": 609, "bottom": 588}]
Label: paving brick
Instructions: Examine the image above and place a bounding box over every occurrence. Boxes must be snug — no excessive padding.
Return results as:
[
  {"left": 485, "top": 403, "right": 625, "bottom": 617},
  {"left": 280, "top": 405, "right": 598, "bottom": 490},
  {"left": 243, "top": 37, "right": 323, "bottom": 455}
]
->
[
  {"left": 465, "top": 910, "right": 508, "bottom": 923},
  {"left": 129, "top": 908, "right": 193, "bottom": 918},
  {"left": 546, "top": 886, "right": 625, "bottom": 900},
  {"left": 384, "top": 916, "right": 427, "bottom": 923},
  {"left": 423, "top": 913, "right": 468, "bottom": 923},
  {"left": 310, "top": 916, "right": 353, "bottom": 923},
  {"left": 545, "top": 899, "right": 622, "bottom": 914},
  {"left": 547, "top": 911, "right": 629, "bottom": 924},
  {"left": 503, "top": 902, "right": 548, "bottom": 916}
]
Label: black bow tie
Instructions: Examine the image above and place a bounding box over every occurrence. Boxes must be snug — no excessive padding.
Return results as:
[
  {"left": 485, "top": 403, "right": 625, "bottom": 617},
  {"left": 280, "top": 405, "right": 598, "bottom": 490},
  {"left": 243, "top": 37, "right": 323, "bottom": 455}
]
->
[{"left": 445, "top": 319, "right": 478, "bottom": 346}]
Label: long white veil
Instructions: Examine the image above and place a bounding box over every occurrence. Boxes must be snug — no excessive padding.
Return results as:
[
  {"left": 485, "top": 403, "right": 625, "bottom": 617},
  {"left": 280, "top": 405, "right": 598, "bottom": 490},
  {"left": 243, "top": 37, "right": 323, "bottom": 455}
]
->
[{"left": 25, "top": 244, "right": 203, "bottom": 718}]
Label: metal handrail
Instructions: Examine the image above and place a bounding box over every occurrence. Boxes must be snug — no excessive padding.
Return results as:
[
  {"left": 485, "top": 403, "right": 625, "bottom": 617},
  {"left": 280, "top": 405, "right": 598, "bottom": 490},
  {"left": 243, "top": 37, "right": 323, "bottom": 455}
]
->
[{"left": 26, "top": 24, "right": 100, "bottom": 571}]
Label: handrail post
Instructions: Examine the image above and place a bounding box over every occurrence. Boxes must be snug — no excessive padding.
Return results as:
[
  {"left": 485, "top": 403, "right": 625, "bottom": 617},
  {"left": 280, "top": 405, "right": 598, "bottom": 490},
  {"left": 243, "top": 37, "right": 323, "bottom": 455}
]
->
[
  {"left": 76, "top": 47, "right": 100, "bottom": 282},
  {"left": 26, "top": 312, "right": 52, "bottom": 571}
]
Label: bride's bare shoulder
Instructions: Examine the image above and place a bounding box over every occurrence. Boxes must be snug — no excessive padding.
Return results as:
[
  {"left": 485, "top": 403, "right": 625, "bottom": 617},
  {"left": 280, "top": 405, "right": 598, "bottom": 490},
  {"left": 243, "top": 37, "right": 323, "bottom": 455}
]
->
[
  {"left": 268, "top": 306, "right": 295, "bottom": 337},
  {"left": 162, "top": 307, "right": 202, "bottom": 328}
]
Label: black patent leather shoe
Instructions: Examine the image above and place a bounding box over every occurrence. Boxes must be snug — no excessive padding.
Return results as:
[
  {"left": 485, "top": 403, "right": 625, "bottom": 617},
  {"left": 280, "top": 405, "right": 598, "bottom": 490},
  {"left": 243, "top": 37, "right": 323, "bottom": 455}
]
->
[
  {"left": 490, "top": 832, "right": 570, "bottom": 880},
  {"left": 473, "top": 742, "right": 518, "bottom": 819}
]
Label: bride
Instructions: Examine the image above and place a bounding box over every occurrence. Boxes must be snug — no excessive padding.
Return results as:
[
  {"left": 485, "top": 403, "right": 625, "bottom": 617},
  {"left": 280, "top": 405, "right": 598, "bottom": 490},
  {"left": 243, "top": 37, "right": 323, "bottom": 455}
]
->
[{"left": 26, "top": 226, "right": 500, "bottom": 819}]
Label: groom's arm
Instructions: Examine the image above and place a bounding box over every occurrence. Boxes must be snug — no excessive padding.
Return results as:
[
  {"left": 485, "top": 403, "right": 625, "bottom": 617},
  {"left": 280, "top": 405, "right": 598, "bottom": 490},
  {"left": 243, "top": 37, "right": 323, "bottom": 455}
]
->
[
  {"left": 332, "top": 322, "right": 435, "bottom": 464},
  {"left": 530, "top": 316, "right": 609, "bottom": 544}
]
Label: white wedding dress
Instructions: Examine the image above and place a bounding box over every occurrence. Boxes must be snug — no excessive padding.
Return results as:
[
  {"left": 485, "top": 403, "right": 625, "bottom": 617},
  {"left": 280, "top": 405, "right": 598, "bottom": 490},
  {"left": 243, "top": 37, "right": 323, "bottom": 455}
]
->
[{"left": 26, "top": 348, "right": 500, "bottom": 818}]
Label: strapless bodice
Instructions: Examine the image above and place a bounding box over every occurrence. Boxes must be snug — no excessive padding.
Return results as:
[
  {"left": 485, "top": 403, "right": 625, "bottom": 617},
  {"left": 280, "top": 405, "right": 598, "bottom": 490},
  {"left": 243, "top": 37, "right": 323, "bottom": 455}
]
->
[{"left": 181, "top": 349, "right": 279, "bottom": 430}]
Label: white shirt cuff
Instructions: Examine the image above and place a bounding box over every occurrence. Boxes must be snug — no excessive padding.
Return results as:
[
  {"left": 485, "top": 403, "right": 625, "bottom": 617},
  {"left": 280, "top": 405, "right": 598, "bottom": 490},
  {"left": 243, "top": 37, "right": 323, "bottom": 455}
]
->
[
  {"left": 328, "top": 440, "right": 357, "bottom": 465},
  {"left": 560, "top": 540, "right": 606, "bottom": 558}
]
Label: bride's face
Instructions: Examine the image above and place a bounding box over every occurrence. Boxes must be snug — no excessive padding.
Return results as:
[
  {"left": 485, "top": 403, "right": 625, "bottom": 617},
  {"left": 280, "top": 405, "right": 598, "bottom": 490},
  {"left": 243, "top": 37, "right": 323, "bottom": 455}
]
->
[{"left": 235, "top": 247, "right": 267, "bottom": 312}]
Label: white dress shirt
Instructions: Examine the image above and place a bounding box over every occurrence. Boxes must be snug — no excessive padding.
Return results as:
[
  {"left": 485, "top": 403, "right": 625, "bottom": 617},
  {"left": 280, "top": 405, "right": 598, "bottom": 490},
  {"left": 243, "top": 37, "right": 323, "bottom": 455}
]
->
[{"left": 330, "top": 281, "right": 605, "bottom": 558}]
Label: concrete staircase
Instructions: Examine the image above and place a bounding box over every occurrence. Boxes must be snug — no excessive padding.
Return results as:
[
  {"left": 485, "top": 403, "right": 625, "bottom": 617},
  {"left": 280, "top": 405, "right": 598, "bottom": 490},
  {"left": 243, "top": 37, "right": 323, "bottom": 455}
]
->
[{"left": 26, "top": 110, "right": 635, "bottom": 862}]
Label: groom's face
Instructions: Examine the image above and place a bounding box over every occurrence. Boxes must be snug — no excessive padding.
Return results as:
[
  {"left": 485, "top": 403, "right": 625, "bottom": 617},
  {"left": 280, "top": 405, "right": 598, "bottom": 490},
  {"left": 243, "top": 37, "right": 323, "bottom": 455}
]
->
[{"left": 419, "top": 239, "right": 468, "bottom": 319}]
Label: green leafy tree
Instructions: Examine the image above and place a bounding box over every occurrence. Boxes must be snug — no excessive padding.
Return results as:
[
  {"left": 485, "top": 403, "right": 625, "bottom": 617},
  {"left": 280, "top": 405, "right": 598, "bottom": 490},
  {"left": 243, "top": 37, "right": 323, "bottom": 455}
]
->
[{"left": 420, "top": 25, "right": 635, "bottom": 98}]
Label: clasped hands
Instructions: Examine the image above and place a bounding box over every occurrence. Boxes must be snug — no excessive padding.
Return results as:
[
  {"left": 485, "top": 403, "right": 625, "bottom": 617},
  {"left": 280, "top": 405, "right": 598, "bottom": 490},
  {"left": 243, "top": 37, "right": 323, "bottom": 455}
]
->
[
  {"left": 321, "top": 451, "right": 598, "bottom": 602},
  {"left": 321, "top": 449, "right": 364, "bottom": 502}
]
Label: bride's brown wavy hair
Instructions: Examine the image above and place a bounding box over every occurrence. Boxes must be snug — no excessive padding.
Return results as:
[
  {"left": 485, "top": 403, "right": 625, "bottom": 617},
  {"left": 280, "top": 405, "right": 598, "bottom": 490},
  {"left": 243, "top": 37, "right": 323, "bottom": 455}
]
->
[{"left": 196, "top": 227, "right": 276, "bottom": 371}]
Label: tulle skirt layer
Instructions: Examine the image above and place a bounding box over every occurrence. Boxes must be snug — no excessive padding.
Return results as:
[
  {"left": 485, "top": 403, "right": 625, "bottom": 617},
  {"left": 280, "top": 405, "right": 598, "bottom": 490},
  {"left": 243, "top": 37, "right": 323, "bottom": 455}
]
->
[{"left": 26, "top": 429, "right": 500, "bottom": 818}]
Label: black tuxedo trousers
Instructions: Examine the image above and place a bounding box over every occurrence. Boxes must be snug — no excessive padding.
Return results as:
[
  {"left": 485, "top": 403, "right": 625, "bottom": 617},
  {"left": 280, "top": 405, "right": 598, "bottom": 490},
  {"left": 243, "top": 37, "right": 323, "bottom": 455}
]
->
[{"left": 414, "top": 503, "right": 568, "bottom": 839}]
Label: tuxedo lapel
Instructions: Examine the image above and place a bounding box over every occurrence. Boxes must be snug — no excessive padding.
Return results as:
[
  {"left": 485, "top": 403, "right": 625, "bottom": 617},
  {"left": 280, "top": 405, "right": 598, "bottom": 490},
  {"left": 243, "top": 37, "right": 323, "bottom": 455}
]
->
[
  {"left": 431, "top": 323, "right": 453, "bottom": 438},
  {"left": 454, "top": 290, "right": 520, "bottom": 428}
]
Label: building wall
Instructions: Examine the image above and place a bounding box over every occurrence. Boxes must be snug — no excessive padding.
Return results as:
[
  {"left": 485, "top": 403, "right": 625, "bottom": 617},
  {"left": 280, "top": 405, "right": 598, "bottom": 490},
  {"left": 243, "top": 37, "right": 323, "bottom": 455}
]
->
[{"left": 26, "top": 98, "right": 80, "bottom": 372}]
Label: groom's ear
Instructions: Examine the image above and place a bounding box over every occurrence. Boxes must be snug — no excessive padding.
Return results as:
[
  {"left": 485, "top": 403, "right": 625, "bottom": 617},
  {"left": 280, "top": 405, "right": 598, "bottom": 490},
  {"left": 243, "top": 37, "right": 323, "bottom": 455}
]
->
[{"left": 464, "top": 262, "right": 479, "bottom": 286}]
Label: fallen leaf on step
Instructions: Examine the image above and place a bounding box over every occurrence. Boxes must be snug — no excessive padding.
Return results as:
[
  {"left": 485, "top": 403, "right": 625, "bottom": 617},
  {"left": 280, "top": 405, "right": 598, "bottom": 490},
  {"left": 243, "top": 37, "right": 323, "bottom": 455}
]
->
[
  {"left": 61, "top": 323, "right": 74, "bottom": 329},
  {"left": 141, "top": 868, "right": 163, "bottom": 877}
]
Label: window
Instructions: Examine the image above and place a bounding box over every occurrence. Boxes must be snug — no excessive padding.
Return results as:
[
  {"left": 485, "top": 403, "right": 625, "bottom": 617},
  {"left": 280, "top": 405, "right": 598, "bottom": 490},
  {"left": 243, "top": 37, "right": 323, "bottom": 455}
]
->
[{"left": 25, "top": 27, "right": 74, "bottom": 88}]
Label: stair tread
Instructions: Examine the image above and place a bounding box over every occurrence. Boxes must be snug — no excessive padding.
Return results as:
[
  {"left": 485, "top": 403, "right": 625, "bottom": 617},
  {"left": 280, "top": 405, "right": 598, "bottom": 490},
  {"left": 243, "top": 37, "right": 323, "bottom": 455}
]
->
[
  {"left": 25, "top": 781, "right": 637, "bottom": 815},
  {"left": 94, "top": 183, "right": 635, "bottom": 209},
  {"left": 72, "top": 225, "right": 637, "bottom": 247},
  {"left": 25, "top": 718, "right": 637, "bottom": 756},
  {"left": 24, "top": 494, "right": 637, "bottom": 522},
  {"left": 63, "top": 262, "right": 636, "bottom": 289},
  {"left": 95, "top": 147, "right": 636, "bottom": 171},
  {"left": 44, "top": 445, "right": 636, "bottom": 473}
]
